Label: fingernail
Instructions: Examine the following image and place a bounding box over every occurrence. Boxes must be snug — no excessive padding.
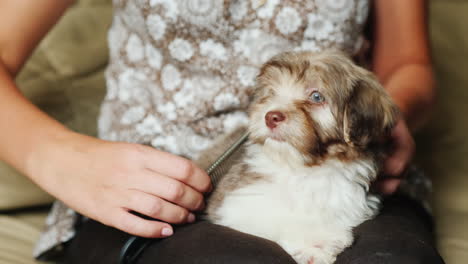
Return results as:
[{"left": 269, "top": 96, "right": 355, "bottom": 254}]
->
[
  {"left": 161, "top": 227, "right": 173, "bottom": 236},
  {"left": 188, "top": 213, "right": 196, "bottom": 223}
]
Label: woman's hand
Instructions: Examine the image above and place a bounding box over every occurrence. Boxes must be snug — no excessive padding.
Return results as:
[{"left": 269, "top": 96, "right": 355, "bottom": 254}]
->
[
  {"left": 375, "top": 118, "right": 415, "bottom": 194},
  {"left": 29, "top": 132, "right": 211, "bottom": 238}
]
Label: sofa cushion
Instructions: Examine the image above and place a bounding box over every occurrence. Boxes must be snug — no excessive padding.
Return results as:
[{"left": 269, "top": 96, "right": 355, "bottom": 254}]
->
[
  {"left": 0, "top": 210, "right": 49, "bottom": 264},
  {"left": 415, "top": 0, "right": 468, "bottom": 263}
]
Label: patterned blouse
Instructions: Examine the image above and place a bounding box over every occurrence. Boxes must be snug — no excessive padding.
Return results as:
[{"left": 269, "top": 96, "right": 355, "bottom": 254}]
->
[{"left": 34, "top": 0, "right": 370, "bottom": 258}]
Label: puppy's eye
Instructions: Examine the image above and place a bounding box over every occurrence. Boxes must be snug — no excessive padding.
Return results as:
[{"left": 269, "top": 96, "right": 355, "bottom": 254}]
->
[{"left": 309, "top": 91, "right": 325, "bottom": 104}]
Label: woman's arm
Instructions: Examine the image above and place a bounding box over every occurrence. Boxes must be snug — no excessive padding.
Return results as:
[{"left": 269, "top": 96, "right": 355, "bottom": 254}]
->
[
  {"left": 373, "top": 0, "right": 435, "bottom": 130},
  {"left": 0, "top": 1, "right": 75, "bottom": 75},
  {"left": 0, "top": 1, "right": 210, "bottom": 237},
  {"left": 0, "top": 0, "right": 76, "bottom": 185},
  {"left": 372, "top": 0, "right": 434, "bottom": 193},
  {"left": 0, "top": 0, "right": 74, "bottom": 184}
]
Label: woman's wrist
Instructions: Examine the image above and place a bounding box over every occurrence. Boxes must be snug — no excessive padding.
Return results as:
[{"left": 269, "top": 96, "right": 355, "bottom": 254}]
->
[
  {"left": 383, "top": 63, "right": 435, "bottom": 131},
  {"left": 24, "top": 127, "right": 97, "bottom": 191}
]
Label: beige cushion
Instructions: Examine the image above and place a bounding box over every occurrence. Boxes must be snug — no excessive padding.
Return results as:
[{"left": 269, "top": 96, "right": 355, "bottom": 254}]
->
[
  {"left": 0, "top": 168, "right": 54, "bottom": 210},
  {"left": 0, "top": 210, "right": 49, "bottom": 264},
  {"left": 0, "top": 3, "right": 111, "bottom": 210},
  {"left": 415, "top": 0, "right": 468, "bottom": 263}
]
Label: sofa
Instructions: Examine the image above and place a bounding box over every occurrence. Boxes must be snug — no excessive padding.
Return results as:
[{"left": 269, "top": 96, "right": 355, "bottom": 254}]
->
[{"left": 0, "top": 0, "right": 466, "bottom": 263}]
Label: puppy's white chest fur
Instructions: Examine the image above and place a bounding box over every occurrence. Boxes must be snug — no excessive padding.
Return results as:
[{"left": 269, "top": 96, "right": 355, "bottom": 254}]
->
[{"left": 210, "top": 140, "right": 380, "bottom": 264}]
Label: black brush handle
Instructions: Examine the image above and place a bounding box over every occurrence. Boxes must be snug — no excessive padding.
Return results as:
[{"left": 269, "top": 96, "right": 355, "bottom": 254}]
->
[{"left": 119, "top": 236, "right": 152, "bottom": 264}]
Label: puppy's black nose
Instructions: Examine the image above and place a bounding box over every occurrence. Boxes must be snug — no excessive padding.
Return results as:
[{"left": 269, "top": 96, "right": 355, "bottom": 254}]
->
[{"left": 265, "top": 111, "right": 286, "bottom": 129}]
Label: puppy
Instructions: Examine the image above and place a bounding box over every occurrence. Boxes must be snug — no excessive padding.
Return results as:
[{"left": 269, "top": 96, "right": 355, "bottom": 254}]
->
[{"left": 204, "top": 50, "right": 399, "bottom": 264}]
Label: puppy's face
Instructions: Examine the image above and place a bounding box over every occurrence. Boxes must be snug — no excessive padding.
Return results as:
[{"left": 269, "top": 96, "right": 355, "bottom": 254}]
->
[{"left": 248, "top": 51, "right": 399, "bottom": 162}]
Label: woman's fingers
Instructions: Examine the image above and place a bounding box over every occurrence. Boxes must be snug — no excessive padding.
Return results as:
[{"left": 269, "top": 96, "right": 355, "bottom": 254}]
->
[
  {"left": 112, "top": 208, "right": 174, "bottom": 238},
  {"left": 140, "top": 146, "right": 212, "bottom": 193},
  {"left": 384, "top": 119, "right": 415, "bottom": 177},
  {"left": 374, "top": 178, "right": 401, "bottom": 195},
  {"left": 377, "top": 119, "right": 414, "bottom": 195},
  {"left": 124, "top": 189, "right": 196, "bottom": 224},
  {"left": 137, "top": 172, "right": 205, "bottom": 211}
]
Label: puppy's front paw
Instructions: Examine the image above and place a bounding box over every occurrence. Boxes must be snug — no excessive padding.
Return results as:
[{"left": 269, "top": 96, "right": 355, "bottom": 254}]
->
[{"left": 289, "top": 246, "right": 336, "bottom": 264}]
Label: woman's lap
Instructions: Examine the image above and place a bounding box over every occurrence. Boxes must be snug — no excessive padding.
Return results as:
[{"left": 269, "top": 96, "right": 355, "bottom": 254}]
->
[
  {"left": 336, "top": 195, "right": 444, "bottom": 264},
  {"left": 64, "top": 219, "right": 295, "bottom": 264},
  {"left": 64, "top": 195, "right": 444, "bottom": 264}
]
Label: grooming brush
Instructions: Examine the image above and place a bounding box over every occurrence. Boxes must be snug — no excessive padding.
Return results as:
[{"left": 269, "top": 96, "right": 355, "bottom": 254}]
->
[
  {"left": 206, "top": 131, "right": 250, "bottom": 186},
  {"left": 119, "top": 131, "right": 250, "bottom": 264}
]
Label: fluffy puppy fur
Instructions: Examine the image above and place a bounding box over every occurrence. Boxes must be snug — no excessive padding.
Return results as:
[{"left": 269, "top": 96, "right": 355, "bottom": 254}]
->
[{"left": 204, "top": 50, "right": 399, "bottom": 264}]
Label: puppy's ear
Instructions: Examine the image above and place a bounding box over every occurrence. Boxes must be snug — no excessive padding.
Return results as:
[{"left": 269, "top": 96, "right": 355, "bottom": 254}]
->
[{"left": 343, "top": 71, "right": 399, "bottom": 147}]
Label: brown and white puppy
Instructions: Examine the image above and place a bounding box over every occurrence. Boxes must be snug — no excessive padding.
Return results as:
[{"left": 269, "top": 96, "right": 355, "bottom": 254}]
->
[{"left": 205, "top": 50, "right": 399, "bottom": 264}]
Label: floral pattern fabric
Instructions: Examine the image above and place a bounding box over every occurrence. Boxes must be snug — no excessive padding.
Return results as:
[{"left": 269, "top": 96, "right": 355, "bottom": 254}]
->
[
  {"left": 100, "top": 0, "right": 369, "bottom": 160},
  {"left": 35, "top": 0, "right": 369, "bottom": 258}
]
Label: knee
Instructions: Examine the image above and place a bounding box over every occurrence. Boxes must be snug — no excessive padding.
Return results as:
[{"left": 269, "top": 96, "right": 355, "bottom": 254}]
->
[
  {"left": 351, "top": 243, "right": 445, "bottom": 264},
  {"left": 389, "top": 244, "right": 445, "bottom": 264}
]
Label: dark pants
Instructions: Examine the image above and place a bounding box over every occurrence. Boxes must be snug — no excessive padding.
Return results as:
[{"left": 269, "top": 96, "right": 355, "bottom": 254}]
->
[{"left": 64, "top": 195, "right": 445, "bottom": 264}]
